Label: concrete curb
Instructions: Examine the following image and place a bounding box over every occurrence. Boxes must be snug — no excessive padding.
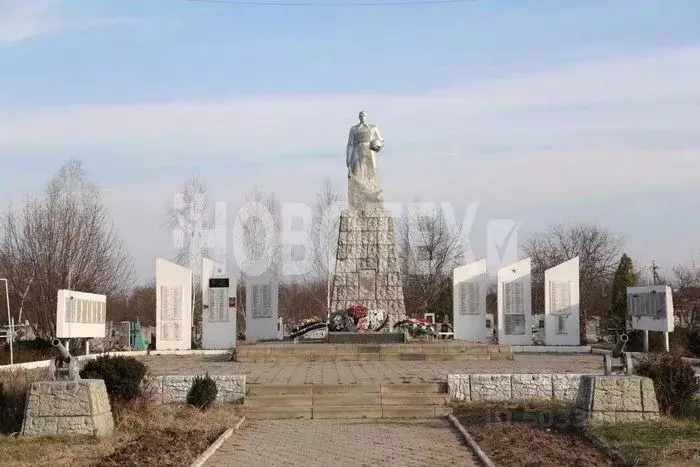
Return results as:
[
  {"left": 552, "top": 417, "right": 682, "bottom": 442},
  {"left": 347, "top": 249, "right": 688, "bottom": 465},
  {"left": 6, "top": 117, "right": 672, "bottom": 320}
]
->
[
  {"left": 581, "top": 430, "right": 629, "bottom": 465},
  {"left": 447, "top": 414, "right": 496, "bottom": 467},
  {"left": 189, "top": 416, "right": 245, "bottom": 467}
]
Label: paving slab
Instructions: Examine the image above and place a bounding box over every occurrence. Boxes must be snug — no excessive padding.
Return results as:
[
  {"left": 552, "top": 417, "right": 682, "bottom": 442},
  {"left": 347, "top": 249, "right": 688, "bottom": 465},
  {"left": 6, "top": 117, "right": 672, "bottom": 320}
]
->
[{"left": 205, "top": 419, "right": 477, "bottom": 466}]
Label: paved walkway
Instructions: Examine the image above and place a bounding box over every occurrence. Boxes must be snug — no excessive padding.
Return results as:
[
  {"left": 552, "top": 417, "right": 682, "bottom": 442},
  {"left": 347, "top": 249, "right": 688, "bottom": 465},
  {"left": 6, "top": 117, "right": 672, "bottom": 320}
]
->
[
  {"left": 139, "top": 354, "right": 604, "bottom": 383},
  {"left": 206, "top": 419, "right": 477, "bottom": 466}
]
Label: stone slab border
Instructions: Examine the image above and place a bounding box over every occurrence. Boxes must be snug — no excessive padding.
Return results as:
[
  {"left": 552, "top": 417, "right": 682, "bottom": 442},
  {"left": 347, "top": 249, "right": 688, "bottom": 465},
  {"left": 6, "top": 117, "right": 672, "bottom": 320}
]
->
[
  {"left": 447, "top": 414, "right": 496, "bottom": 467},
  {"left": 449, "top": 373, "right": 700, "bottom": 401},
  {"left": 448, "top": 373, "right": 592, "bottom": 402},
  {"left": 146, "top": 375, "right": 246, "bottom": 404},
  {"left": 189, "top": 416, "right": 245, "bottom": 467},
  {"left": 0, "top": 349, "right": 232, "bottom": 371},
  {"left": 512, "top": 345, "right": 592, "bottom": 353}
]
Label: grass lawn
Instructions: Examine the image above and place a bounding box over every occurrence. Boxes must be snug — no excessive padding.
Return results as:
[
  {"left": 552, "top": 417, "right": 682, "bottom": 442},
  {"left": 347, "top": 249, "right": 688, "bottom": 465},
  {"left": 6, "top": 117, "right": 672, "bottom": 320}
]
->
[
  {"left": 0, "top": 404, "right": 243, "bottom": 467},
  {"left": 454, "top": 400, "right": 700, "bottom": 467},
  {"left": 589, "top": 401, "right": 700, "bottom": 466}
]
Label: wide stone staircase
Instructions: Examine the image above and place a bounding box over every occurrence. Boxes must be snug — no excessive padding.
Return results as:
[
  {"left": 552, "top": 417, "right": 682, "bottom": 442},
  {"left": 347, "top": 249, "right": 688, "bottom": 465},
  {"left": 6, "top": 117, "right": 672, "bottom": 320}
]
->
[
  {"left": 236, "top": 342, "right": 512, "bottom": 363},
  {"left": 243, "top": 382, "right": 452, "bottom": 419}
]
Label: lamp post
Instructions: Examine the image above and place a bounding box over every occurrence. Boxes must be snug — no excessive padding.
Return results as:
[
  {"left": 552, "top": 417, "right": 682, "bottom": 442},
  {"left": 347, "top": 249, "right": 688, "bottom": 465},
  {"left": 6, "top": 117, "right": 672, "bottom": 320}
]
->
[{"left": 1, "top": 278, "right": 12, "bottom": 365}]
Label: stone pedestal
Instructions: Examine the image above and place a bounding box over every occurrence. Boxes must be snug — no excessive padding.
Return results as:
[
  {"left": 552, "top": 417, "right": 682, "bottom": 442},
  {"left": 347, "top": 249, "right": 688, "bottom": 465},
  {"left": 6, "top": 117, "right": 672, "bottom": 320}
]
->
[
  {"left": 22, "top": 380, "right": 114, "bottom": 437},
  {"left": 330, "top": 207, "right": 406, "bottom": 328},
  {"left": 574, "top": 375, "right": 660, "bottom": 423}
]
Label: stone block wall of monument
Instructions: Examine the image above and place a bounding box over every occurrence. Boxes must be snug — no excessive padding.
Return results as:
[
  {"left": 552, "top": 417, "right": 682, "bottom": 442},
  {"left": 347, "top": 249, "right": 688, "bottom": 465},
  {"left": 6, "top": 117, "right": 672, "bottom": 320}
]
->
[{"left": 329, "top": 207, "right": 407, "bottom": 328}]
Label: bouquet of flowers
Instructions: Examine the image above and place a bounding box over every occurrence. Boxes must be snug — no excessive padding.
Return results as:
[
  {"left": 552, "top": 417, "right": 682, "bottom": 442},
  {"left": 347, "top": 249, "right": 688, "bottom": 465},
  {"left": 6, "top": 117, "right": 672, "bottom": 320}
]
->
[
  {"left": 348, "top": 305, "right": 368, "bottom": 320},
  {"left": 356, "top": 317, "right": 369, "bottom": 332},
  {"left": 393, "top": 318, "right": 436, "bottom": 337}
]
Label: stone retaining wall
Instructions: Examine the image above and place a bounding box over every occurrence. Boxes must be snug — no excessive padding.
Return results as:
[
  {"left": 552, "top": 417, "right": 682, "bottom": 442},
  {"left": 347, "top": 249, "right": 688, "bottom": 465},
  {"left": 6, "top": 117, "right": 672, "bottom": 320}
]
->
[
  {"left": 448, "top": 373, "right": 700, "bottom": 402},
  {"left": 146, "top": 375, "right": 246, "bottom": 404}
]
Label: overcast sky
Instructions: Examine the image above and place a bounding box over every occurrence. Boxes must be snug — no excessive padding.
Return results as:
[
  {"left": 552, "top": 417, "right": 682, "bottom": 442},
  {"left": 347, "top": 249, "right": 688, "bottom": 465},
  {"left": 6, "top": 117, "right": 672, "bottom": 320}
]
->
[{"left": 1, "top": 0, "right": 699, "bottom": 283}]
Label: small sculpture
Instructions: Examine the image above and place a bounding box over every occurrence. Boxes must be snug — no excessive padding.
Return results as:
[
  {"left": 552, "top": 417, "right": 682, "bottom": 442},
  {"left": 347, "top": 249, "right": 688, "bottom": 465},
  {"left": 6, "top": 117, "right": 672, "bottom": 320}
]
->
[{"left": 47, "top": 338, "right": 81, "bottom": 381}]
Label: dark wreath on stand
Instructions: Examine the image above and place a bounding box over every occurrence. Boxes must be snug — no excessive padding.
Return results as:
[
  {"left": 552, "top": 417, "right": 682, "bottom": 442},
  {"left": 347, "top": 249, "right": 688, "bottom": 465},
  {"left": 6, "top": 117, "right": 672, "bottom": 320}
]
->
[{"left": 288, "top": 305, "right": 389, "bottom": 339}]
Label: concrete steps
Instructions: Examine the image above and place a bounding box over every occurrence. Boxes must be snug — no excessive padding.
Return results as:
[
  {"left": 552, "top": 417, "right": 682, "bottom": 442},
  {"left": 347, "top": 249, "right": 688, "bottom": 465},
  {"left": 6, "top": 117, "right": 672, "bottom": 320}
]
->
[
  {"left": 236, "top": 342, "right": 512, "bottom": 363},
  {"left": 243, "top": 382, "right": 454, "bottom": 419}
]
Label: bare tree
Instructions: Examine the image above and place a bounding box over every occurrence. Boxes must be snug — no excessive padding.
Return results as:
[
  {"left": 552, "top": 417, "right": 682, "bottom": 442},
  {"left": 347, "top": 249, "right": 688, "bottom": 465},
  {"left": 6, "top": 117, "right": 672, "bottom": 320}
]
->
[
  {"left": 303, "top": 179, "right": 342, "bottom": 315},
  {"left": 0, "top": 159, "right": 134, "bottom": 339},
  {"left": 234, "top": 188, "right": 282, "bottom": 333},
  {"left": 398, "top": 206, "right": 464, "bottom": 321},
  {"left": 163, "top": 175, "right": 213, "bottom": 339},
  {"left": 164, "top": 175, "right": 210, "bottom": 278},
  {"left": 522, "top": 222, "right": 624, "bottom": 343},
  {"left": 238, "top": 187, "right": 282, "bottom": 276},
  {"left": 671, "top": 262, "right": 700, "bottom": 328}
]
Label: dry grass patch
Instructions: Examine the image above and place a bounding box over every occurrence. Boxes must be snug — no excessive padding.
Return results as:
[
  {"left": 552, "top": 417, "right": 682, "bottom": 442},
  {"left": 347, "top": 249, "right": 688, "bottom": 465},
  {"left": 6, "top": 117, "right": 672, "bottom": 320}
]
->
[
  {"left": 453, "top": 400, "right": 613, "bottom": 467},
  {"left": 453, "top": 399, "right": 700, "bottom": 467},
  {"left": 0, "top": 393, "right": 243, "bottom": 467},
  {"left": 589, "top": 413, "right": 700, "bottom": 466}
]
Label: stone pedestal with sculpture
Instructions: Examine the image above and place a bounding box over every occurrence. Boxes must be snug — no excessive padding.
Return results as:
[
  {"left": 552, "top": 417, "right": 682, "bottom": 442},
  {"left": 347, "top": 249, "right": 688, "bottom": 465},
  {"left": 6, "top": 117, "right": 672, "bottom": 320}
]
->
[
  {"left": 328, "top": 112, "right": 407, "bottom": 331},
  {"left": 21, "top": 339, "right": 114, "bottom": 438}
]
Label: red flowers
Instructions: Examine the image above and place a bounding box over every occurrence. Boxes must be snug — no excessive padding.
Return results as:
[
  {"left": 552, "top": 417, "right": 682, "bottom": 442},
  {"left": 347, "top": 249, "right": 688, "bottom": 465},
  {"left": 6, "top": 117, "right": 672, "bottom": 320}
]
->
[{"left": 348, "top": 305, "right": 368, "bottom": 320}]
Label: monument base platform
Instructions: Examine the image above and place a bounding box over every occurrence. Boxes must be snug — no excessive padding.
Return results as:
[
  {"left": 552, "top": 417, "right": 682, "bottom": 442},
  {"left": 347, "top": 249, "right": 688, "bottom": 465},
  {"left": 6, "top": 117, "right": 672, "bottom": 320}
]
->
[{"left": 22, "top": 379, "right": 114, "bottom": 437}]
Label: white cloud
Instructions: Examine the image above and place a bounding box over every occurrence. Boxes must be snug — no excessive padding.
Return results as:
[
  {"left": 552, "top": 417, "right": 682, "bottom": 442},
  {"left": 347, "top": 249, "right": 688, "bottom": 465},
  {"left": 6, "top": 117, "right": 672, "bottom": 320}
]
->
[
  {"left": 2, "top": 44, "right": 699, "bottom": 209},
  {"left": 0, "top": 0, "right": 137, "bottom": 45}
]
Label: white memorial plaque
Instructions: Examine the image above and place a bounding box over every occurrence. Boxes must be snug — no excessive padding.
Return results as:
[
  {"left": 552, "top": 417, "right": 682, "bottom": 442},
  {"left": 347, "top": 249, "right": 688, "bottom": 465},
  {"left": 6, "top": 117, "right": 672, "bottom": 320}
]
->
[
  {"left": 56, "top": 290, "right": 107, "bottom": 338},
  {"left": 459, "top": 281, "right": 480, "bottom": 316},
  {"left": 504, "top": 280, "right": 524, "bottom": 316},
  {"left": 252, "top": 284, "right": 273, "bottom": 319},
  {"left": 208, "top": 278, "right": 230, "bottom": 323},
  {"left": 453, "top": 260, "right": 488, "bottom": 342},
  {"left": 246, "top": 272, "right": 279, "bottom": 342},
  {"left": 497, "top": 258, "right": 533, "bottom": 345},
  {"left": 201, "top": 257, "right": 236, "bottom": 349},
  {"left": 155, "top": 258, "right": 192, "bottom": 350},
  {"left": 626, "top": 285, "right": 674, "bottom": 332},
  {"left": 549, "top": 281, "right": 571, "bottom": 315},
  {"left": 160, "top": 286, "right": 183, "bottom": 321},
  {"left": 544, "top": 257, "right": 580, "bottom": 345}
]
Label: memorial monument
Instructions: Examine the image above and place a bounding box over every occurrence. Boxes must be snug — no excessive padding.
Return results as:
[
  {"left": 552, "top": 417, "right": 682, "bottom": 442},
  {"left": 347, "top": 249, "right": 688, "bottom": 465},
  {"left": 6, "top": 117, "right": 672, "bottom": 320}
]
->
[{"left": 329, "top": 111, "right": 407, "bottom": 329}]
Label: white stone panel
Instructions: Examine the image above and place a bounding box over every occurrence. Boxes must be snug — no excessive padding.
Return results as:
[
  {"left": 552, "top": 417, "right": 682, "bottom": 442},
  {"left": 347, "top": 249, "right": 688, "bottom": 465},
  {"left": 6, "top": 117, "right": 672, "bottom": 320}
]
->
[{"left": 544, "top": 257, "right": 581, "bottom": 346}]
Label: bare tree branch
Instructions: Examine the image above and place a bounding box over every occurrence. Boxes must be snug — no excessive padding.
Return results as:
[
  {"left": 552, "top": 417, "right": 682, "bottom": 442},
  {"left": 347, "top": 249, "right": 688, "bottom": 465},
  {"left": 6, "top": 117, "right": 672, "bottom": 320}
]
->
[{"left": 0, "top": 159, "right": 134, "bottom": 339}]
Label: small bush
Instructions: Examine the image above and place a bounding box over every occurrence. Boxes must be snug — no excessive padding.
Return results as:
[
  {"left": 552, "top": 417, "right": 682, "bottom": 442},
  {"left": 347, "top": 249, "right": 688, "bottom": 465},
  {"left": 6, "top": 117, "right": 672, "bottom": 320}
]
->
[
  {"left": 80, "top": 355, "right": 147, "bottom": 407},
  {"left": 635, "top": 352, "right": 700, "bottom": 416},
  {"left": 186, "top": 374, "right": 218, "bottom": 410}
]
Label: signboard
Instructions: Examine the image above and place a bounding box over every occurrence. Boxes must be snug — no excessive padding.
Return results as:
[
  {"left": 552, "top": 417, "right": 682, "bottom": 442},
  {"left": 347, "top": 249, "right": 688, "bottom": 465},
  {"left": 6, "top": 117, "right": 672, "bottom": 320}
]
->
[
  {"left": 56, "top": 290, "right": 107, "bottom": 338},
  {"left": 626, "top": 285, "right": 674, "bottom": 332}
]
